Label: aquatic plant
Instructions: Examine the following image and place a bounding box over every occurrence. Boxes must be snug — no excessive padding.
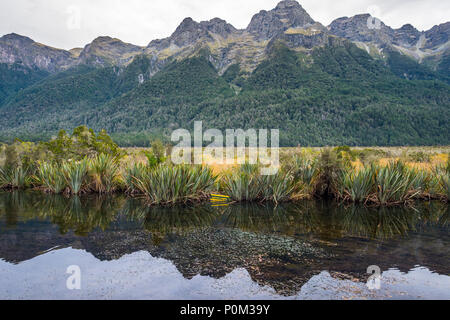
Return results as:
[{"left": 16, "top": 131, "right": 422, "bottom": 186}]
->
[
  {"left": 35, "top": 162, "right": 67, "bottom": 194},
  {"left": 286, "top": 155, "right": 316, "bottom": 186},
  {"left": 221, "top": 164, "right": 296, "bottom": 203},
  {"left": 340, "top": 165, "right": 376, "bottom": 203},
  {"left": 88, "top": 154, "right": 121, "bottom": 193},
  {"left": 124, "top": 163, "right": 148, "bottom": 194},
  {"left": 0, "top": 166, "right": 29, "bottom": 189},
  {"left": 313, "top": 149, "right": 346, "bottom": 197},
  {"left": 62, "top": 159, "right": 89, "bottom": 195},
  {"left": 375, "top": 161, "right": 421, "bottom": 205},
  {"left": 221, "top": 164, "right": 261, "bottom": 202},
  {"left": 133, "top": 165, "right": 216, "bottom": 205}
]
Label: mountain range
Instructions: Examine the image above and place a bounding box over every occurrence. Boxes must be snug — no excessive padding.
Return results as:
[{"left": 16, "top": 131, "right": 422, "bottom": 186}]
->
[{"left": 0, "top": 0, "right": 449, "bottom": 146}]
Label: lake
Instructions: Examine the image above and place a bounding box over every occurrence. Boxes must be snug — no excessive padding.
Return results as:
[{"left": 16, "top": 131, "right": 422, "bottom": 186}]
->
[{"left": 0, "top": 191, "right": 448, "bottom": 300}]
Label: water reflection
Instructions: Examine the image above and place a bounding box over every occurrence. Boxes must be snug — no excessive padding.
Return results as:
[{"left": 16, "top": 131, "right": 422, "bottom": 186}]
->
[
  {"left": 0, "top": 191, "right": 447, "bottom": 241},
  {"left": 0, "top": 191, "right": 448, "bottom": 297}
]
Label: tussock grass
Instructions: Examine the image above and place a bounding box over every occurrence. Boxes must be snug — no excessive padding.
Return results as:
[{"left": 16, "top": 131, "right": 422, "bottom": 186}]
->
[
  {"left": 132, "top": 165, "right": 217, "bottom": 205},
  {"left": 220, "top": 164, "right": 296, "bottom": 204}
]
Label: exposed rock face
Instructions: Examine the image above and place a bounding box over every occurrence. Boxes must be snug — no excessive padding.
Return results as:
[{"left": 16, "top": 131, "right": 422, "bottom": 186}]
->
[
  {"left": 0, "top": 0, "right": 448, "bottom": 74},
  {"left": 148, "top": 17, "right": 237, "bottom": 51},
  {"left": 246, "top": 0, "right": 315, "bottom": 40},
  {"left": 328, "top": 12, "right": 449, "bottom": 67},
  {"left": 0, "top": 33, "right": 75, "bottom": 72},
  {"left": 328, "top": 14, "right": 395, "bottom": 46},
  {"left": 78, "top": 36, "right": 144, "bottom": 66},
  {"left": 424, "top": 22, "right": 450, "bottom": 49},
  {"left": 393, "top": 24, "right": 421, "bottom": 47}
]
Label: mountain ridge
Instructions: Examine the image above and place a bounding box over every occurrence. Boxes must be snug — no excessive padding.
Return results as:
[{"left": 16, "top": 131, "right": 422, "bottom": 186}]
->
[
  {"left": 0, "top": 1, "right": 448, "bottom": 73},
  {"left": 0, "top": 1, "right": 448, "bottom": 147}
]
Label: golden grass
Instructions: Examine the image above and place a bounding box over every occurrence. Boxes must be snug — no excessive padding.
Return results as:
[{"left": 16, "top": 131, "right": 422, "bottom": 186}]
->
[{"left": 120, "top": 147, "right": 449, "bottom": 174}]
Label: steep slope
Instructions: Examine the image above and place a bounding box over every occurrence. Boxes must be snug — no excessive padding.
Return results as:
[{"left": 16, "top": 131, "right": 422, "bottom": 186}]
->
[
  {"left": 0, "top": 33, "right": 75, "bottom": 72},
  {"left": 0, "top": 63, "right": 49, "bottom": 106},
  {"left": 328, "top": 15, "right": 450, "bottom": 70}
]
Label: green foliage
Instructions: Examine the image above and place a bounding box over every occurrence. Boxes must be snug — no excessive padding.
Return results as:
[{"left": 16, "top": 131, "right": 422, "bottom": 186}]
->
[
  {"left": 375, "top": 161, "right": 421, "bottom": 205},
  {"left": 0, "top": 166, "right": 30, "bottom": 189},
  {"left": 45, "top": 126, "right": 123, "bottom": 161},
  {"left": 62, "top": 159, "right": 89, "bottom": 195},
  {"left": 132, "top": 165, "right": 217, "bottom": 205},
  {"left": 313, "top": 149, "right": 346, "bottom": 197},
  {"left": 339, "top": 165, "right": 376, "bottom": 203},
  {"left": 0, "top": 42, "right": 449, "bottom": 147},
  {"left": 143, "top": 139, "right": 167, "bottom": 167},
  {"left": 0, "top": 63, "right": 48, "bottom": 106},
  {"left": 221, "top": 164, "right": 296, "bottom": 203},
  {"left": 88, "top": 154, "right": 121, "bottom": 193},
  {"left": 36, "top": 162, "right": 67, "bottom": 194}
]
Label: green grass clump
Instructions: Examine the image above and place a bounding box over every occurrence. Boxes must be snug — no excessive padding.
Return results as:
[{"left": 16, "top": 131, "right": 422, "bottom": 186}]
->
[
  {"left": 0, "top": 166, "right": 30, "bottom": 189},
  {"left": 132, "top": 165, "right": 216, "bottom": 205},
  {"left": 35, "top": 162, "right": 67, "bottom": 194},
  {"left": 88, "top": 154, "right": 121, "bottom": 194},
  {"left": 62, "top": 159, "right": 89, "bottom": 195},
  {"left": 221, "top": 164, "right": 296, "bottom": 204},
  {"left": 339, "top": 165, "right": 376, "bottom": 203}
]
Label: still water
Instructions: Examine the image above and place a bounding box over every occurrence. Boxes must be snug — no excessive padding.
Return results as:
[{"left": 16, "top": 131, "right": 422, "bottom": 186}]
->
[{"left": 0, "top": 191, "right": 448, "bottom": 300}]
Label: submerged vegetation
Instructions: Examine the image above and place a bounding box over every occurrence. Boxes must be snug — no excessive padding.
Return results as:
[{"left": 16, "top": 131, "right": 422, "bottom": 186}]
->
[{"left": 0, "top": 127, "right": 449, "bottom": 207}]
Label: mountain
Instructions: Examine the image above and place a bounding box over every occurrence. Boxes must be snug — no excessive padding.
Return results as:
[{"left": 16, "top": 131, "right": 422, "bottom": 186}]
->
[
  {"left": 246, "top": 0, "right": 315, "bottom": 40},
  {"left": 78, "top": 36, "right": 144, "bottom": 67},
  {"left": 0, "top": 0, "right": 448, "bottom": 146},
  {"left": 0, "top": 33, "right": 75, "bottom": 72}
]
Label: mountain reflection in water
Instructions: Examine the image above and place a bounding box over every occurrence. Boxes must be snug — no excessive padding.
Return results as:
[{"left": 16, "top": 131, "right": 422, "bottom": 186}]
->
[{"left": 0, "top": 191, "right": 448, "bottom": 298}]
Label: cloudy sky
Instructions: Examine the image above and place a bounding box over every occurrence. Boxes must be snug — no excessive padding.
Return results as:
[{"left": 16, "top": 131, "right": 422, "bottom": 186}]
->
[{"left": 0, "top": 0, "right": 448, "bottom": 49}]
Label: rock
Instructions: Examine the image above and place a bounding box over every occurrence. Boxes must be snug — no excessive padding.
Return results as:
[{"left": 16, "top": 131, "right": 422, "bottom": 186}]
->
[
  {"left": 393, "top": 24, "right": 421, "bottom": 47},
  {"left": 328, "top": 14, "right": 395, "bottom": 46},
  {"left": 246, "top": 0, "right": 315, "bottom": 40},
  {"left": 0, "top": 33, "right": 75, "bottom": 72},
  {"left": 424, "top": 22, "right": 450, "bottom": 49},
  {"left": 77, "top": 36, "right": 144, "bottom": 67}
]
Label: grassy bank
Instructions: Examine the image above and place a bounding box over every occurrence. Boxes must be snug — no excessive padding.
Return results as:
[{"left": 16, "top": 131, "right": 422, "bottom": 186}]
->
[{"left": 0, "top": 127, "right": 448, "bottom": 206}]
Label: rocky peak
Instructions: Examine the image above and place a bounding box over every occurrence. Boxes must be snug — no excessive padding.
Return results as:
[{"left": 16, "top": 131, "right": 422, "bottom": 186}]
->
[
  {"left": 199, "top": 18, "right": 237, "bottom": 38},
  {"left": 78, "top": 36, "right": 143, "bottom": 66},
  {"left": 328, "top": 14, "right": 395, "bottom": 45},
  {"left": 393, "top": 24, "right": 421, "bottom": 47},
  {"left": 424, "top": 22, "right": 449, "bottom": 49},
  {"left": 246, "top": 0, "right": 315, "bottom": 40},
  {"left": 0, "top": 33, "right": 35, "bottom": 46},
  {"left": 0, "top": 33, "right": 74, "bottom": 72},
  {"left": 148, "top": 17, "right": 237, "bottom": 51}
]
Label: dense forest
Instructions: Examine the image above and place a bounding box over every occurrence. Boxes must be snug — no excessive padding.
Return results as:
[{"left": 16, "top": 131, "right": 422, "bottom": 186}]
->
[{"left": 0, "top": 40, "right": 448, "bottom": 147}]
